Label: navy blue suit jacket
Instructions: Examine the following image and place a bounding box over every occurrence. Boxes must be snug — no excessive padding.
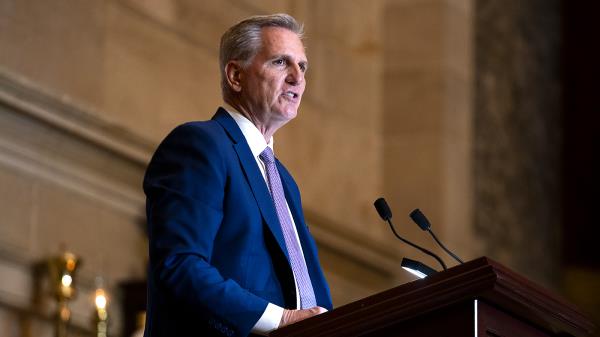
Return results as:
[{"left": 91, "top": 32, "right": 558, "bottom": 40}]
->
[{"left": 143, "top": 108, "right": 332, "bottom": 337}]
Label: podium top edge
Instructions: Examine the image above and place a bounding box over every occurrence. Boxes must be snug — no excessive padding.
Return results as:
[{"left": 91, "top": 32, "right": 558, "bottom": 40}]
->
[{"left": 271, "top": 256, "right": 595, "bottom": 337}]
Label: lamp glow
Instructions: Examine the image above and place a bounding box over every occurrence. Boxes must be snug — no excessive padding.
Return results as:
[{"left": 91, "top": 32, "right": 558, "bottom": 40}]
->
[
  {"left": 401, "top": 258, "right": 437, "bottom": 279},
  {"left": 95, "top": 289, "right": 107, "bottom": 310},
  {"left": 93, "top": 280, "right": 109, "bottom": 336},
  {"left": 402, "top": 266, "right": 429, "bottom": 279},
  {"left": 61, "top": 274, "right": 73, "bottom": 287},
  {"left": 48, "top": 249, "right": 80, "bottom": 337}
]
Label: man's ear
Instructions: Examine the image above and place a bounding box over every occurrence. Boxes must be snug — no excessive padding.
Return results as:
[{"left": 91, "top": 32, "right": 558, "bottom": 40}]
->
[{"left": 225, "top": 61, "right": 243, "bottom": 92}]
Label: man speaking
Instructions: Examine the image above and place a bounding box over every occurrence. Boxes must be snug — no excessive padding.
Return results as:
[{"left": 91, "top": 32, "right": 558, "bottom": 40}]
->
[{"left": 143, "top": 14, "right": 332, "bottom": 337}]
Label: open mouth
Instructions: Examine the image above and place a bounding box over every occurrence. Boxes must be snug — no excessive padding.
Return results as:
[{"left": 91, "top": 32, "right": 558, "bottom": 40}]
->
[{"left": 282, "top": 91, "right": 299, "bottom": 99}]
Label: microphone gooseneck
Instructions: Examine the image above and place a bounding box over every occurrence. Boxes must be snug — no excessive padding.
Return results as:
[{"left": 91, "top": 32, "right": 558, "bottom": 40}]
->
[
  {"left": 409, "top": 209, "right": 464, "bottom": 264},
  {"left": 374, "top": 198, "right": 447, "bottom": 270}
]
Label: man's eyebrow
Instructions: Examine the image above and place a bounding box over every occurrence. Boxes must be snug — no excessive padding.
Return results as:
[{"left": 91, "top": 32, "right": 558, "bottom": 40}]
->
[{"left": 271, "top": 54, "right": 308, "bottom": 64}]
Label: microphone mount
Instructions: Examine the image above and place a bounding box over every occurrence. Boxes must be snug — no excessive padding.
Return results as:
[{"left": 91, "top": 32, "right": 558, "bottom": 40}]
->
[
  {"left": 409, "top": 209, "right": 464, "bottom": 264},
  {"left": 374, "top": 198, "right": 447, "bottom": 271}
]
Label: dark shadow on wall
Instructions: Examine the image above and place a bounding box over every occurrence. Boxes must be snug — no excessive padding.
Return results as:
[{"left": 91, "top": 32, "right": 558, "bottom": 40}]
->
[{"left": 562, "top": 1, "right": 600, "bottom": 333}]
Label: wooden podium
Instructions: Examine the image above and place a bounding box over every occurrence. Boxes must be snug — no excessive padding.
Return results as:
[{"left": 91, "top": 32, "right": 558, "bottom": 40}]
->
[{"left": 270, "top": 257, "right": 595, "bottom": 337}]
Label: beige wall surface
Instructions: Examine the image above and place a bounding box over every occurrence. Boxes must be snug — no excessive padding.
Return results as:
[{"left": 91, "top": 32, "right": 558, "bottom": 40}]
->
[
  {"left": 4, "top": 1, "right": 592, "bottom": 336},
  {"left": 0, "top": 0, "right": 475, "bottom": 335}
]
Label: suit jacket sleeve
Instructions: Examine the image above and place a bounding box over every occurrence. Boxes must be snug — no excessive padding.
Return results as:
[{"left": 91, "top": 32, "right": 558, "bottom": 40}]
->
[{"left": 144, "top": 123, "right": 267, "bottom": 336}]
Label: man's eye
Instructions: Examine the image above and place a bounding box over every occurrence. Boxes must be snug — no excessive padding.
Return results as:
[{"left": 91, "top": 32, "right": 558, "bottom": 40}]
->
[{"left": 273, "top": 59, "right": 285, "bottom": 66}]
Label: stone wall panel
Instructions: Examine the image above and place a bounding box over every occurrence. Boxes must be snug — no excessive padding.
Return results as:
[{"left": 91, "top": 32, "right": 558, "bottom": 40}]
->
[
  {"left": 0, "top": 165, "right": 36, "bottom": 253},
  {"left": 0, "top": 0, "right": 106, "bottom": 108},
  {"left": 103, "top": 2, "right": 222, "bottom": 140},
  {"left": 473, "top": 0, "right": 562, "bottom": 288}
]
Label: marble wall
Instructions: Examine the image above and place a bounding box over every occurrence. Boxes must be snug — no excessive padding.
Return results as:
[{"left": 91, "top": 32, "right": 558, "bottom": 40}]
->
[
  {"left": 3, "top": 0, "right": 591, "bottom": 336},
  {"left": 473, "top": 0, "right": 562, "bottom": 288},
  {"left": 382, "top": 0, "right": 477, "bottom": 268},
  {"left": 0, "top": 68, "right": 150, "bottom": 336},
  {"left": 1, "top": 2, "right": 418, "bottom": 335}
]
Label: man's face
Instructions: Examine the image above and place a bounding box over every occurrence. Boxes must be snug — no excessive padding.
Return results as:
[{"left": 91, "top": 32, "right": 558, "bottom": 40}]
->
[{"left": 239, "top": 27, "right": 307, "bottom": 124}]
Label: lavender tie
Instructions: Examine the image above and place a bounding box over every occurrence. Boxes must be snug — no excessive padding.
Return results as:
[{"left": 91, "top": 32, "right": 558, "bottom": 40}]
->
[{"left": 259, "top": 147, "right": 317, "bottom": 309}]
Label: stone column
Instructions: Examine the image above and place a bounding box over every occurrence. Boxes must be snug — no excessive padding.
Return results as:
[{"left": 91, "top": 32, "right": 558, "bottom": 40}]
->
[
  {"left": 382, "top": 0, "right": 476, "bottom": 267},
  {"left": 473, "top": 0, "right": 562, "bottom": 288}
]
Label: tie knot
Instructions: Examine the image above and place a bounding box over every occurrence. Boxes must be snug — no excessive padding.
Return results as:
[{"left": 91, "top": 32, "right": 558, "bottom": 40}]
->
[{"left": 259, "top": 147, "right": 275, "bottom": 164}]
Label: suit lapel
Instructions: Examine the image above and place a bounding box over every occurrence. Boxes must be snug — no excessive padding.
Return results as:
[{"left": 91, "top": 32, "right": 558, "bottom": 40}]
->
[
  {"left": 214, "top": 108, "right": 331, "bottom": 307},
  {"left": 213, "top": 109, "right": 290, "bottom": 262}
]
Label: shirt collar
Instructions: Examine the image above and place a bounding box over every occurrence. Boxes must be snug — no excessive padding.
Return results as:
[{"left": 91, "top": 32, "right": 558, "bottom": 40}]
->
[{"left": 222, "top": 103, "right": 274, "bottom": 158}]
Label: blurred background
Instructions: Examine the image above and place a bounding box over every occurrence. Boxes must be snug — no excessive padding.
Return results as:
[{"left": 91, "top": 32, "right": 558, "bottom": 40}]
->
[{"left": 0, "top": 1, "right": 598, "bottom": 336}]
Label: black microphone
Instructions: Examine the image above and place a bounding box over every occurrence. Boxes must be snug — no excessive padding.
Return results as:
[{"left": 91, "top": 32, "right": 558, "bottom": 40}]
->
[
  {"left": 374, "top": 198, "right": 392, "bottom": 221},
  {"left": 374, "top": 198, "right": 447, "bottom": 270},
  {"left": 409, "top": 209, "right": 464, "bottom": 264}
]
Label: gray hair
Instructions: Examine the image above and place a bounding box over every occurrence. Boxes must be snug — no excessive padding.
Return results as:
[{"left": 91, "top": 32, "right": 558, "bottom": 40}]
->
[{"left": 219, "top": 13, "right": 304, "bottom": 101}]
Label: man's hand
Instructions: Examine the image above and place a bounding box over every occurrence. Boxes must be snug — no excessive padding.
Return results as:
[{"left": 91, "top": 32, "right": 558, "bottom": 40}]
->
[{"left": 279, "top": 306, "right": 328, "bottom": 328}]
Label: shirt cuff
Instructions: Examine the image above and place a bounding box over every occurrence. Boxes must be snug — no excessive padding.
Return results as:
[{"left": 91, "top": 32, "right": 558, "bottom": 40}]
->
[{"left": 251, "top": 303, "right": 284, "bottom": 335}]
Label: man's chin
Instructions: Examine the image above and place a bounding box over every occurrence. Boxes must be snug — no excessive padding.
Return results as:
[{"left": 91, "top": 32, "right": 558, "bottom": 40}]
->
[
  {"left": 282, "top": 110, "right": 298, "bottom": 121},
  {"left": 272, "top": 107, "right": 298, "bottom": 122}
]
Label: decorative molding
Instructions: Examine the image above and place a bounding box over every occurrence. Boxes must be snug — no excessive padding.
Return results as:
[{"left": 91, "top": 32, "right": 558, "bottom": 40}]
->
[
  {"left": 0, "top": 67, "right": 155, "bottom": 165},
  {"left": 0, "top": 68, "right": 151, "bottom": 217},
  {"left": 0, "top": 66, "right": 401, "bottom": 296}
]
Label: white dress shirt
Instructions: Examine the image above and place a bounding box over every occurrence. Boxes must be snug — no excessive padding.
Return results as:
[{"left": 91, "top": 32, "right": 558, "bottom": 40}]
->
[{"left": 223, "top": 106, "right": 307, "bottom": 335}]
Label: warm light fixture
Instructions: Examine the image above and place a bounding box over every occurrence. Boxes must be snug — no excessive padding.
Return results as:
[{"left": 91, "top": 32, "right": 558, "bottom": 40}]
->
[
  {"left": 401, "top": 257, "right": 437, "bottom": 279},
  {"left": 94, "top": 277, "right": 109, "bottom": 337},
  {"left": 95, "top": 289, "right": 107, "bottom": 311},
  {"left": 61, "top": 274, "right": 73, "bottom": 287},
  {"left": 48, "top": 249, "right": 80, "bottom": 337}
]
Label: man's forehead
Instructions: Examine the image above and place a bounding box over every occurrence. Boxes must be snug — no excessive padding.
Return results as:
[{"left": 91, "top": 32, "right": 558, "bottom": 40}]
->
[
  {"left": 261, "top": 27, "right": 304, "bottom": 46},
  {"left": 259, "top": 27, "right": 306, "bottom": 58}
]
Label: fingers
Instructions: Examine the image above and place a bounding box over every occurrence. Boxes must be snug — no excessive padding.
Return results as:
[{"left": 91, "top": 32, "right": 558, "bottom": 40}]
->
[
  {"left": 311, "top": 306, "right": 328, "bottom": 314},
  {"left": 279, "top": 306, "right": 328, "bottom": 328}
]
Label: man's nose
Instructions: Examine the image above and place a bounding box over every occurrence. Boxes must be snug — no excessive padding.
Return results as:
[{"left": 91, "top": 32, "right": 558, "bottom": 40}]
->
[{"left": 286, "top": 64, "right": 304, "bottom": 85}]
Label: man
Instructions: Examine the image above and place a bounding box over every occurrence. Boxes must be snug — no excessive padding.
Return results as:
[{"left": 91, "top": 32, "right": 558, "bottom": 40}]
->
[{"left": 143, "top": 14, "right": 332, "bottom": 337}]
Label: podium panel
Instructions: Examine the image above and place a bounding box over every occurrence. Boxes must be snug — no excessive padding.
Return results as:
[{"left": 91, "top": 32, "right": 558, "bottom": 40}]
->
[{"left": 270, "top": 257, "right": 595, "bottom": 337}]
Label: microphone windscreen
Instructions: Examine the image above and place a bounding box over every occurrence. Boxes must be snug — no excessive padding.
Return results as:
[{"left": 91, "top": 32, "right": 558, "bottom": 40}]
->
[
  {"left": 410, "top": 209, "right": 431, "bottom": 230},
  {"left": 374, "top": 198, "right": 392, "bottom": 221}
]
